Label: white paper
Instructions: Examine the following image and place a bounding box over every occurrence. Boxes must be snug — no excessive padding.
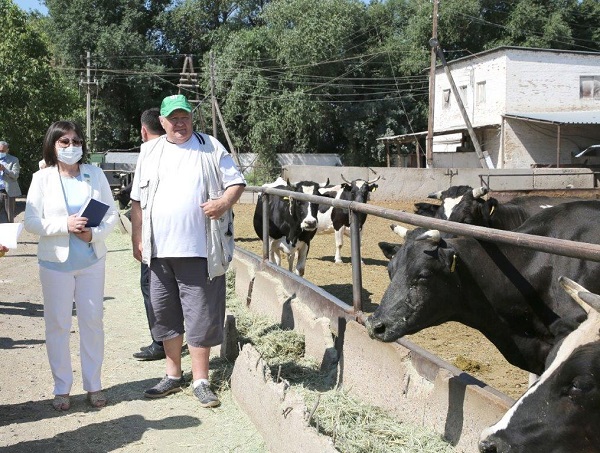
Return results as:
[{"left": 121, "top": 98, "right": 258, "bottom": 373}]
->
[{"left": 0, "top": 223, "right": 24, "bottom": 249}]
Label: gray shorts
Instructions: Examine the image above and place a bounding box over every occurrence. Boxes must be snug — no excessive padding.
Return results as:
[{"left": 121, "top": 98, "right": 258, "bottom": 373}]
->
[{"left": 149, "top": 257, "right": 225, "bottom": 348}]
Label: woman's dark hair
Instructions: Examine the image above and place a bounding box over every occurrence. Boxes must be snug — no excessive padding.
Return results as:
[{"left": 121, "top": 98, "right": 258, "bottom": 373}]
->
[{"left": 42, "top": 121, "right": 87, "bottom": 167}]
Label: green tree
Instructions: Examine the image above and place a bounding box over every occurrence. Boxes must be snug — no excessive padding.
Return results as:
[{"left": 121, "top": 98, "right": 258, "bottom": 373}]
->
[
  {"left": 0, "top": 0, "right": 78, "bottom": 191},
  {"left": 44, "top": 0, "right": 172, "bottom": 151}
]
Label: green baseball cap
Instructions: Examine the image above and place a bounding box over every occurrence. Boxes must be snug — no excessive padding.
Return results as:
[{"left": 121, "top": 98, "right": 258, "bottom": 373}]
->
[{"left": 160, "top": 94, "right": 192, "bottom": 117}]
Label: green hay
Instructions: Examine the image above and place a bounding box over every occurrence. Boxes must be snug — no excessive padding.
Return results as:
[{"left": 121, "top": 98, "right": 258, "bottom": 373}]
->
[{"left": 224, "top": 270, "right": 455, "bottom": 453}]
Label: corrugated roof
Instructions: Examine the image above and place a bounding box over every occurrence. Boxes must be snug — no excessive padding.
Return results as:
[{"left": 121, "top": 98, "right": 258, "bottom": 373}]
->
[{"left": 504, "top": 111, "right": 600, "bottom": 125}]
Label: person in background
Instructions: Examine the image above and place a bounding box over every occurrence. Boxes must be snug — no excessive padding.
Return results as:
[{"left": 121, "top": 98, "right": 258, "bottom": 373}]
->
[
  {"left": 132, "top": 108, "right": 167, "bottom": 361},
  {"left": 24, "top": 121, "right": 118, "bottom": 411},
  {"left": 130, "top": 95, "right": 245, "bottom": 408},
  {"left": 0, "top": 141, "right": 22, "bottom": 223}
]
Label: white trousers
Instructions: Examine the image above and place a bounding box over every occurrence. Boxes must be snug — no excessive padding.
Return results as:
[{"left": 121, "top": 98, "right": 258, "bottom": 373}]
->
[{"left": 39, "top": 257, "right": 106, "bottom": 395}]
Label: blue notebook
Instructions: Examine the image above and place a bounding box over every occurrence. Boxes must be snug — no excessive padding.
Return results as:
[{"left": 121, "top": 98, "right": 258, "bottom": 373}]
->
[{"left": 77, "top": 197, "right": 110, "bottom": 227}]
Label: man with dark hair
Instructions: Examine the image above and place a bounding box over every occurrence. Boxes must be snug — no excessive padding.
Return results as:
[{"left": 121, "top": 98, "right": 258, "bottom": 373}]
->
[
  {"left": 0, "top": 141, "right": 22, "bottom": 223},
  {"left": 132, "top": 109, "right": 167, "bottom": 361}
]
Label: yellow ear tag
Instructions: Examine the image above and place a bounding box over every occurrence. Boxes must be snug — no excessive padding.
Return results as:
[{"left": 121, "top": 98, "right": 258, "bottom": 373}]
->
[
  {"left": 283, "top": 196, "right": 289, "bottom": 201},
  {"left": 450, "top": 254, "right": 457, "bottom": 273},
  {"left": 490, "top": 205, "right": 495, "bottom": 215}
]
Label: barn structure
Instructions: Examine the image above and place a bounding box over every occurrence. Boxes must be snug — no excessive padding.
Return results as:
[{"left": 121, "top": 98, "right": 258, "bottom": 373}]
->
[{"left": 379, "top": 46, "right": 600, "bottom": 170}]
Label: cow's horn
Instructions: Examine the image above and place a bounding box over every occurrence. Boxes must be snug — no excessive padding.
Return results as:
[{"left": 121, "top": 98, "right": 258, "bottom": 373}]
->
[
  {"left": 367, "top": 175, "right": 381, "bottom": 184},
  {"left": 340, "top": 174, "right": 352, "bottom": 184},
  {"left": 559, "top": 276, "right": 600, "bottom": 314},
  {"left": 390, "top": 224, "right": 408, "bottom": 238},
  {"left": 415, "top": 229, "right": 441, "bottom": 243},
  {"left": 472, "top": 187, "right": 488, "bottom": 198},
  {"left": 428, "top": 190, "right": 443, "bottom": 200}
]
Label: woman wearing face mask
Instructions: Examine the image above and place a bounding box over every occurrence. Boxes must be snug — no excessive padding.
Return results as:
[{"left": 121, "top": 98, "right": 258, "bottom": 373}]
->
[{"left": 24, "top": 121, "right": 118, "bottom": 411}]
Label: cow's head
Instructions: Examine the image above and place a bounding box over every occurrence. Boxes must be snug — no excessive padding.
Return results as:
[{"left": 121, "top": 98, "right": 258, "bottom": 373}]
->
[
  {"left": 479, "top": 276, "right": 600, "bottom": 453},
  {"left": 340, "top": 174, "right": 380, "bottom": 202},
  {"left": 366, "top": 228, "right": 462, "bottom": 342},
  {"left": 427, "top": 185, "right": 487, "bottom": 220},
  {"left": 290, "top": 180, "right": 321, "bottom": 231}
]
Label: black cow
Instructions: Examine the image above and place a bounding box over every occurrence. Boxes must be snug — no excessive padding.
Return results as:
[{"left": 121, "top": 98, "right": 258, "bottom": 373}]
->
[
  {"left": 253, "top": 177, "right": 322, "bottom": 277},
  {"left": 115, "top": 181, "right": 133, "bottom": 210},
  {"left": 479, "top": 277, "right": 600, "bottom": 453},
  {"left": 316, "top": 175, "right": 380, "bottom": 263},
  {"left": 414, "top": 185, "right": 584, "bottom": 231},
  {"left": 367, "top": 201, "right": 600, "bottom": 375}
]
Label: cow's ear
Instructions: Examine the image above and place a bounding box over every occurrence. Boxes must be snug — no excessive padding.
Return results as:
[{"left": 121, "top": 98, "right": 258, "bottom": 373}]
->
[
  {"left": 370, "top": 184, "right": 378, "bottom": 192},
  {"left": 342, "top": 183, "right": 351, "bottom": 190},
  {"left": 438, "top": 247, "right": 458, "bottom": 273},
  {"left": 379, "top": 241, "right": 401, "bottom": 259}
]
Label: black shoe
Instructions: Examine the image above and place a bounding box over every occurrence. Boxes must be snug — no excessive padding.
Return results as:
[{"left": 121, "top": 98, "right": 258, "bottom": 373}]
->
[
  {"left": 144, "top": 375, "right": 185, "bottom": 398},
  {"left": 133, "top": 343, "right": 166, "bottom": 361},
  {"left": 193, "top": 382, "right": 220, "bottom": 408}
]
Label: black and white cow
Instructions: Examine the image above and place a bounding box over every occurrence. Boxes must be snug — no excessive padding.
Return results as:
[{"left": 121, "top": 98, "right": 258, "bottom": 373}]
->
[
  {"left": 316, "top": 175, "right": 380, "bottom": 263},
  {"left": 414, "top": 185, "right": 585, "bottom": 232},
  {"left": 367, "top": 201, "right": 600, "bottom": 375},
  {"left": 479, "top": 276, "right": 600, "bottom": 453},
  {"left": 253, "top": 177, "right": 322, "bottom": 277},
  {"left": 425, "top": 185, "right": 480, "bottom": 219}
]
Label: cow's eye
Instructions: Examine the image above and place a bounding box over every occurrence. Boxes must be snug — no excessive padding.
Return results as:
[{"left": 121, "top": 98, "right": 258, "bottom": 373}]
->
[
  {"left": 565, "top": 375, "right": 595, "bottom": 400},
  {"left": 417, "top": 271, "right": 431, "bottom": 282}
]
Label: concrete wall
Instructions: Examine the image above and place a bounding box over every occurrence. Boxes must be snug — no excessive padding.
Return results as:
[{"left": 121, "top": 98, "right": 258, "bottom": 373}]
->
[
  {"left": 281, "top": 165, "right": 596, "bottom": 202},
  {"left": 231, "top": 250, "right": 514, "bottom": 452}
]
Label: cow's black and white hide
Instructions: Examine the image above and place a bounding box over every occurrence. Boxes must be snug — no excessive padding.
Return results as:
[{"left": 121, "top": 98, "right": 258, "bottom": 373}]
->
[{"left": 253, "top": 178, "right": 322, "bottom": 276}]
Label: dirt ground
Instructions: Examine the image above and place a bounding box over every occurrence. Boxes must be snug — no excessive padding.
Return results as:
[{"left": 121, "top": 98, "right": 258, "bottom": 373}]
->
[
  {"left": 231, "top": 200, "right": 529, "bottom": 399},
  {"left": 0, "top": 200, "right": 266, "bottom": 453}
]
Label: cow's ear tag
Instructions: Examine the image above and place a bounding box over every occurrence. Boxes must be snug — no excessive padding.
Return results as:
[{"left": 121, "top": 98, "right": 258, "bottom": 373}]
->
[
  {"left": 450, "top": 254, "right": 457, "bottom": 272},
  {"left": 282, "top": 196, "right": 289, "bottom": 201},
  {"left": 490, "top": 205, "right": 495, "bottom": 216}
]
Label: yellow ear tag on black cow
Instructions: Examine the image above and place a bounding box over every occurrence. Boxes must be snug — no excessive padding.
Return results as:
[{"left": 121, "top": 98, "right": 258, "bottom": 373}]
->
[
  {"left": 450, "top": 254, "right": 457, "bottom": 273},
  {"left": 282, "top": 196, "right": 289, "bottom": 201}
]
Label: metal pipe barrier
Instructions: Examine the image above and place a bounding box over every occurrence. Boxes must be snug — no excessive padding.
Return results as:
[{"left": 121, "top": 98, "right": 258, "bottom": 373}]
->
[{"left": 245, "top": 185, "right": 600, "bottom": 312}]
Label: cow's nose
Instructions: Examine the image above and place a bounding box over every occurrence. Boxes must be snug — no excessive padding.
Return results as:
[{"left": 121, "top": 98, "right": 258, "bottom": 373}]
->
[
  {"left": 478, "top": 439, "right": 498, "bottom": 453},
  {"left": 303, "top": 219, "right": 317, "bottom": 230},
  {"left": 365, "top": 317, "right": 386, "bottom": 339}
]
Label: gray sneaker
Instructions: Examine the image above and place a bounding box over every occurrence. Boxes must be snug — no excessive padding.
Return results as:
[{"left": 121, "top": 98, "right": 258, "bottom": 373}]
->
[
  {"left": 144, "top": 375, "right": 185, "bottom": 398},
  {"left": 193, "top": 382, "right": 220, "bottom": 408}
]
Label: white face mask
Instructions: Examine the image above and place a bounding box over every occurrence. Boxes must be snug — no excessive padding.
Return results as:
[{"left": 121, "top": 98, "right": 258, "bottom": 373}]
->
[{"left": 57, "top": 146, "right": 83, "bottom": 165}]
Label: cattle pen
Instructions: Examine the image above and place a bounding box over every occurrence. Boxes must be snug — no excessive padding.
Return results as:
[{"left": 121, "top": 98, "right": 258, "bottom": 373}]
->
[{"left": 231, "top": 184, "right": 600, "bottom": 451}]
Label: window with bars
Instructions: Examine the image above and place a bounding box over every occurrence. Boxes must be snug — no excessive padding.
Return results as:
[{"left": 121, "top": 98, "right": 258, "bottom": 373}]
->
[
  {"left": 442, "top": 89, "right": 451, "bottom": 109},
  {"left": 580, "top": 76, "right": 600, "bottom": 100},
  {"left": 476, "top": 81, "right": 486, "bottom": 105}
]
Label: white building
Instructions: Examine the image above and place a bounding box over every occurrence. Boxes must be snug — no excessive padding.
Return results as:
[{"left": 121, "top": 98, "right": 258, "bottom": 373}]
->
[{"left": 381, "top": 47, "right": 600, "bottom": 169}]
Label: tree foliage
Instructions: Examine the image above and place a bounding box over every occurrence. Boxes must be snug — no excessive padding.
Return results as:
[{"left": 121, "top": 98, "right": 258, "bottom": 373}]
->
[
  {"left": 4, "top": 0, "right": 600, "bottom": 192},
  {"left": 0, "top": 0, "right": 77, "bottom": 189}
]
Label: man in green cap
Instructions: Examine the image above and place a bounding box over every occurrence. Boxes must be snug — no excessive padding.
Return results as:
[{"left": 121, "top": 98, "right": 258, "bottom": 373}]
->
[{"left": 130, "top": 94, "right": 246, "bottom": 408}]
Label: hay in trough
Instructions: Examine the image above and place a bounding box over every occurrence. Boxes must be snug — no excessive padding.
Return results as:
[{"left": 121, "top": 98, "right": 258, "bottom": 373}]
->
[
  {"left": 300, "top": 389, "right": 454, "bottom": 453},
  {"left": 224, "top": 271, "right": 455, "bottom": 452}
]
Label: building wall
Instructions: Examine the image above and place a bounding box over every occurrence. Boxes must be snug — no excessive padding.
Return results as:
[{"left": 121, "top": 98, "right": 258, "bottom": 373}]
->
[
  {"left": 503, "top": 120, "right": 600, "bottom": 168},
  {"left": 506, "top": 50, "right": 600, "bottom": 112},
  {"left": 434, "top": 52, "right": 507, "bottom": 131}
]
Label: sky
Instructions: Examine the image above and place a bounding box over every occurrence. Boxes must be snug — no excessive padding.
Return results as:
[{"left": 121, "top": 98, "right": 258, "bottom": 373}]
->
[{"left": 13, "top": 0, "right": 47, "bottom": 14}]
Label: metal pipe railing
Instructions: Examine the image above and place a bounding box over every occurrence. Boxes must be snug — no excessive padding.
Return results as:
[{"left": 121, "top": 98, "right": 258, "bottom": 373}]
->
[{"left": 246, "top": 185, "right": 600, "bottom": 312}]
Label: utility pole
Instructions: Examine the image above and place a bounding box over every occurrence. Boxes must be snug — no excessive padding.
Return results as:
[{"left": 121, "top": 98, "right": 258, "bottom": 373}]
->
[
  {"left": 426, "top": 0, "right": 439, "bottom": 168},
  {"left": 79, "top": 51, "right": 98, "bottom": 151},
  {"left": 209, "top": 51, "right": 217, "bottom": 136},
  {"left": 429, "top": 39, "right": 493, "bottom": 169},
  {"left": 177, "top": 54, "right": 205, "bottom": 130}
]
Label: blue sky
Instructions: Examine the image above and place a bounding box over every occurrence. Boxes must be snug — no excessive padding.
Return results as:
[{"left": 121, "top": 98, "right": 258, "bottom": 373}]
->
[{"left": 13, "top": 0, "right": 47, "bottom": 14}]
